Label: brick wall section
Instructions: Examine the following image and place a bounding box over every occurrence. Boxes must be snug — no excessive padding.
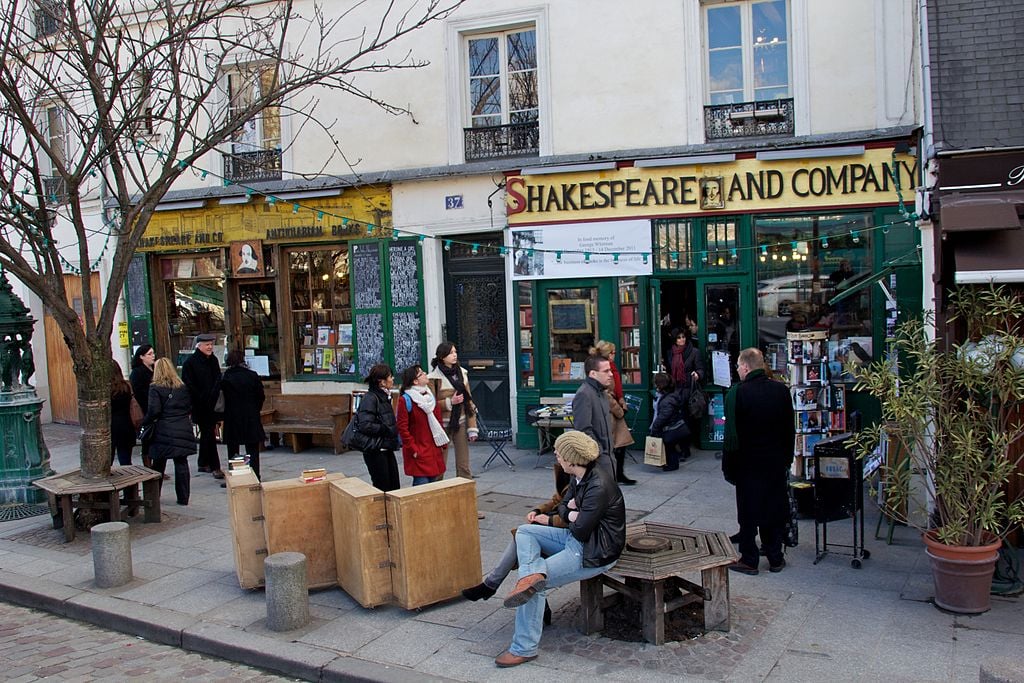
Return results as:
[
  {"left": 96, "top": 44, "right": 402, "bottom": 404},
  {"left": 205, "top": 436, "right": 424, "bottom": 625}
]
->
[{"left": 928, "top": 0, "right": 1024, "bottom": 151}]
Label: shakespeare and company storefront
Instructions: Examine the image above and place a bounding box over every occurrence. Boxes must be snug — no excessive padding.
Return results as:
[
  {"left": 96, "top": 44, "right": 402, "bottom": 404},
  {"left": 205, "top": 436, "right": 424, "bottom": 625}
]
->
[
  {"left": 128, "top": 185, "right": 428, "bottom": 396},
  {"left": 507, "top": 143, "right": 922, "bottom": 449}
]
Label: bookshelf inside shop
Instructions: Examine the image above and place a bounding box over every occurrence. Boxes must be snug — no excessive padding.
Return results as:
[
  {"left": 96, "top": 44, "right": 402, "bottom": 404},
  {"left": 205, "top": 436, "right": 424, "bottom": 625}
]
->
[
  {"left": 289, "top": 250, "right": 354, "bottom": 376},
  {"left": 787, "top": 330, "right": 846, "bottom": 481},
  {"left": 618, "top": 278, "right": 641, "bottom": 384},
  {"left": 517, "top": 282, "right": 535, "bottom": 388}
]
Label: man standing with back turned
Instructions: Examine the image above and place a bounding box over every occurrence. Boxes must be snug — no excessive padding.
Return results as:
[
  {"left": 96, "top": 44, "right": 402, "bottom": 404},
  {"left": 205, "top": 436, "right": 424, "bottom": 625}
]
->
[
  {"left": 722, "top": 348, "right": 794, "bottom": 575},
  {"left": 182, "top": 333, "right": 223, "bottom": 479},
  {"left": 571, "top": 354, "right": 615, "bottom": 479}
]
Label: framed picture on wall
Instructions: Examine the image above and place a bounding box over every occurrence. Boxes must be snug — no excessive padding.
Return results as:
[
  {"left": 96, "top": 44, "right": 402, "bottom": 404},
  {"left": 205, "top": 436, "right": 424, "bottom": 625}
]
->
[
  {"left": 700, "top": 176, "right": 725, "bottom": 210},
  {"left": 230, "top": 240, "right": 264, "bottom": 277},
  {"left": 549, "top": 299, "right": 591, "bottom": 334}
]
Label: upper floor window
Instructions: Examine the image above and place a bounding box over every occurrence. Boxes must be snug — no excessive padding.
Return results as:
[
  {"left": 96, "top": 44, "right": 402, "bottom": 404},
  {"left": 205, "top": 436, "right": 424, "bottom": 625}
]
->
[
  {"left": 464, "top": 27, "right": 539, "bottom": 161},
  {"left": 222, "top": 65, "right": 282, "bottom": 182},
  {"left": 35, "top": 0, "right": 64, "bottom": 38},
  {"left": 43, "top": 104, "right": 70, "bottom": 202},
  {"left": 705, "top": 0, "right": 789, "bottom": 104}
]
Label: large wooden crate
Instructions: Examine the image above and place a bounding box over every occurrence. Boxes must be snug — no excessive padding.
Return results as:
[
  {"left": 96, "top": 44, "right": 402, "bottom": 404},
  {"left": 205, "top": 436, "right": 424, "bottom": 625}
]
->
[
  {"left": 385, "top": 478, "right": 481, "bottom": 609},
  {"left": 261, "top": 473, "right": 346, "bottom": 589},
  {"left": 225, "top": 470, "right": 266, "bottom": 589},
  {"left": 329, "top": 478, "right": 392, "bottom": 608}
]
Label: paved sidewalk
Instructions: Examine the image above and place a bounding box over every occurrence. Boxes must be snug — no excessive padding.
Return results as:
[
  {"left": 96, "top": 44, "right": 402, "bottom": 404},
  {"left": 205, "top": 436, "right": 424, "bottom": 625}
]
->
[{"left": 0, "top": 423, "right": 1020, "bottom": 682}]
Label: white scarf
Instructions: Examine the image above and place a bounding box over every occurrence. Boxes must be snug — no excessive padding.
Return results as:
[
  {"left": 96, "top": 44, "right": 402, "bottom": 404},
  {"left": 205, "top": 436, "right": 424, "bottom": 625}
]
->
[{"left": 406, "top": 385, "right": 450, "bottom": 447}]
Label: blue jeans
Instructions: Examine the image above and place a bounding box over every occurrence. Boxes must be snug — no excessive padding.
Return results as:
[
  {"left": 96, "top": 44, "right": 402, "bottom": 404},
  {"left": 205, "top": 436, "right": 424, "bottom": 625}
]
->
[
  {"left": 509, "top": 524, "right": 616, "bottom": 657},
  {"left": 412, "top": 475, "right": 432, "bottom": 486}
]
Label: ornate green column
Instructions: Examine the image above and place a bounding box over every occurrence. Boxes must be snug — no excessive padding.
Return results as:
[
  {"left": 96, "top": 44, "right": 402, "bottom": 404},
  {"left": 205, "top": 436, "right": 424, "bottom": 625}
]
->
[{"left": 0, "top": 270, "right": 52, "bottom": 504}]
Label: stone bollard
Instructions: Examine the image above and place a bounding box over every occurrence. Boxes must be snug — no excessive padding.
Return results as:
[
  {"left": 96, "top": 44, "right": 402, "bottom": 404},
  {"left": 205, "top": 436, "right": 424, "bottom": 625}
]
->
[
  {"left": 91, "top": 522, "right": 133, "bottom": 588},
  {"left": 265, "top": 552, "right": 309, "bottom": 631}
]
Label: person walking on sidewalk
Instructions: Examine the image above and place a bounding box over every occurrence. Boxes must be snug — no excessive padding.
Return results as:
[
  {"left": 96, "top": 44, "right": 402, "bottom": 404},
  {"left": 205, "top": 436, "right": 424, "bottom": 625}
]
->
[
  {"left": 182, "top": 333, "right": 223, "bottom": 479},
  {"left": 427, "top": 342, "right": 478, "bottom": 479},
  {"left": 494, "top": 430, "right": 625, "bottom": 668},
  {"left": 396, "top": 364, "right": 448, "bottom": 485},
  {"left": 355, "top": 364, "right": 401, "bottom": 492},
  {"left": 722, "top": 348, "right": 795, "bottom": 575},
  {"left": 143, "top": 358, "right": 196, "bottom": 506},
  {"left": 129, "top": 344, "right": 156, "bottom": 469},
  {"left": 589, "top": 341, "right": 636, "bottom": 485},
  {"left": 219, "top": 349, "right": 266, "bottom": 480},
  {"left": 570, "top": 355, "right": 615, "bottom": 479},
  {"left": 109, "top": 373, "right": 137, "bottom": 466}
]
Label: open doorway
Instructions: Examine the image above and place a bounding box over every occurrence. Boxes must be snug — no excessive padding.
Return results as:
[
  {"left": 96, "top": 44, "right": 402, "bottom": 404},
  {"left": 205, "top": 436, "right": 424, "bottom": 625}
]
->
[{"left": 656, "top": 280, "right": 698, "bottom": 373}]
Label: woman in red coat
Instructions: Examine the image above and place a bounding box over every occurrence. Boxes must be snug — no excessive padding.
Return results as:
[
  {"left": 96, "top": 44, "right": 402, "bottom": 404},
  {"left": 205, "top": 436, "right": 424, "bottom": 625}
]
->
[{"left": 397, "top": 365, "right": 450, "bottom": 485}]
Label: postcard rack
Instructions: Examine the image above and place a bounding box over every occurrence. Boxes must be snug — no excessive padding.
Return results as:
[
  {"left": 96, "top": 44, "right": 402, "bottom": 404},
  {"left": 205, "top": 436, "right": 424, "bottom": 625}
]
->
[{"left": 811, "top": 433, "right": 870, "bottom": 568}]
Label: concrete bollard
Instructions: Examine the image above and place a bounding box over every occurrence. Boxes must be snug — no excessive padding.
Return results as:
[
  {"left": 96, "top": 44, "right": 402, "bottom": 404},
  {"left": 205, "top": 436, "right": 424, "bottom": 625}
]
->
[
  {"left": 265, "top": 552, "right": 309, "bottom": 631},
  {"left": 91, "top": 521, "right": 133, "bottom": 588}
]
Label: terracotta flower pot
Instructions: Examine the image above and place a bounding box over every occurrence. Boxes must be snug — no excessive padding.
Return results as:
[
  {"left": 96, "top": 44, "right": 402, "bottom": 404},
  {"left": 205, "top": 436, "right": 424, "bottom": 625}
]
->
[{"left": 922, "top": 530, "right": 1001, "bottom": 614}]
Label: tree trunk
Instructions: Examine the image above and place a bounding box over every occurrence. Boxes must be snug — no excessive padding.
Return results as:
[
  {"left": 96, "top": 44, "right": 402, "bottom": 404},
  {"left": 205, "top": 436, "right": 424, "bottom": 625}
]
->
[{"left": 77, "top": 341, "right": 114, "bottom": 480}]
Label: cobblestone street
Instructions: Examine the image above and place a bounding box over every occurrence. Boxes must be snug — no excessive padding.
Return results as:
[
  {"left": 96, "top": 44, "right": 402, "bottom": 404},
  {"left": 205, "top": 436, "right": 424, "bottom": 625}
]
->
[{"left": 0, "top": 601, "right": 290, "bottom": 682}]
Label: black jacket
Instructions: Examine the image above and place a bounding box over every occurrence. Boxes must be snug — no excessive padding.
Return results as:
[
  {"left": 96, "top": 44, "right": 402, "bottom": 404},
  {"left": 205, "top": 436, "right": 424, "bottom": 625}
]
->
[
  {"left": 129, "top": 364, "right": 153, "bottom": 413},
  {"left": 110, "top": 390, "right": 137, "bottom": 451},
  {"left": 220, "top": 365, "right": 266, "bottom": 445},
  {"left": 557, "top": 464, "right": 626, "bottom": 568},
  {"left": 355, "top": 387, "right": 399, "bottom": 452},
  {"left": 144, "top": 385, "right": 196, "bottom": 460},
  {"left": 650, "top": 385, "right": 690, "bottom": 436},
  {"left": 181, "top": 349, "right": 221, "bottom": 425}
]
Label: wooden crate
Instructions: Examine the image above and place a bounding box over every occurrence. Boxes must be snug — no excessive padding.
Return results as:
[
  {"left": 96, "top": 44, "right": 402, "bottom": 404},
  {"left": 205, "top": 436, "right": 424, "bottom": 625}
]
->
[
  {"left": 329, "top": 478, "right": 392, "bottom": 608},
  {"left": 385, "top": 478, "right": 481, "bottom": 609},
  {"left": 261, "top": 473, "right": 346, "bottom": 589},
  {"left": 225, "top": 470, "right": 266, "bottom": 589}
]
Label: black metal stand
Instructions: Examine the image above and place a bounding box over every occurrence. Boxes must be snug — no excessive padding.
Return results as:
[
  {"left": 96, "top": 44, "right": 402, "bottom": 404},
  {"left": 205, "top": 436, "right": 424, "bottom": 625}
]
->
[{"left": 812, "top": 434, "right": 870, "bottom": 568}]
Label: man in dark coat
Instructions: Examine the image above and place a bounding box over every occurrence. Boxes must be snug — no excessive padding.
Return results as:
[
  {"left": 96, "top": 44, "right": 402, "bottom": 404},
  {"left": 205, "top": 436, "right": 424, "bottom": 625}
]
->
[
  {"left": 571, "top": 355, "right": 615, "bottom": 478},
  {"left": 220, "top": 349, "right": 266, "bottom": 479},
  {"left": 181, "top": 333, "right": 223, "bottom": 478},
  {"left": 722, "top": 348, "right": 795, "bottom": 575}
]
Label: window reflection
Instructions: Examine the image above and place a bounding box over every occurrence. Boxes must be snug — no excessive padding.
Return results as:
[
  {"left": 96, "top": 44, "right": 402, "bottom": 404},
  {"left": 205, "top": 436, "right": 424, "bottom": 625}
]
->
[{"left": 547, "top": 287, "right": 598, "bottom": 383}]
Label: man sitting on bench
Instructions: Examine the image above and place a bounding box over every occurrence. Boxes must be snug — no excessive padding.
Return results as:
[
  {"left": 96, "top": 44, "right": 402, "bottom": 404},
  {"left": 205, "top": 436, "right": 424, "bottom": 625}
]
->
[{"left": 494, "top": 431, "right": 625, "bottom": 668}]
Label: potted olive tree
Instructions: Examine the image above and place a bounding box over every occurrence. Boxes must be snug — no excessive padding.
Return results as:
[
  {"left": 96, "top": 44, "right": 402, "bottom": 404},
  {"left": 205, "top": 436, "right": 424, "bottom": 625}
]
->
[{"left": 851, "top": 285, "right": 1024, "bottom": 614}]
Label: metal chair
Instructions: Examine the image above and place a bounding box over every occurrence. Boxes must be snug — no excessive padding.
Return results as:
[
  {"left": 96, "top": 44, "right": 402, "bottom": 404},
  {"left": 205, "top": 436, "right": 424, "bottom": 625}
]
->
[
  {"left": 623, "top": 393, "right": 646, "bottom": 463},
  {"left": 478, "top": 415, "right": 514, "bottom": 471}
]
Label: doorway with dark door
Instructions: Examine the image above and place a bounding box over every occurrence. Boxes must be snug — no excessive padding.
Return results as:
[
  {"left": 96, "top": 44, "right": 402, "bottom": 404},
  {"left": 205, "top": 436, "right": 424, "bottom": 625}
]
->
[
  {"left": 236, "top": 280, "right": 280, "bottom": 379},
  {"left": 442, "top": 234, "right": 510, "bottom": 428},
  {"left": 655, "top": 280, "right": 698, "bottom": 374}
]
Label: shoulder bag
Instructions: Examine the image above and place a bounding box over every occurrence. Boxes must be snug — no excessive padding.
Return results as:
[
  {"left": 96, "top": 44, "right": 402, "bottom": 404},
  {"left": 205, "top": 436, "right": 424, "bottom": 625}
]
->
[
  {"left": 687, "top": 376, "right": 708, "bottom": 420},
  {"left": 129, "top": 396, "right": 145, "bottom": 431}
]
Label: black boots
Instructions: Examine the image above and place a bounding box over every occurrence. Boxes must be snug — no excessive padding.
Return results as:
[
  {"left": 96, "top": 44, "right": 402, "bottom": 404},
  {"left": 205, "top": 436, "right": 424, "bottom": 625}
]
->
[
  {"left": 615, "top": 450, "right": 636, "bottom": 485},
  {"left": 461, "top": 581, "right": 497, "bottom": 601},
  {"left": 543, "top": 601, "right": 552, "bottom": 625}
]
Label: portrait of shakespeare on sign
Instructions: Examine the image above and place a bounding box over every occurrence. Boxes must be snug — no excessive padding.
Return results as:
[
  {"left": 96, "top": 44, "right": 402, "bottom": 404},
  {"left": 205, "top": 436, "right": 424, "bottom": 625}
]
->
[
  {"left": 700, "top": 176, "right": 725, "bottom": 210},
  {"left": 231, "top": 240, "right": 264, "bottom": 277}
]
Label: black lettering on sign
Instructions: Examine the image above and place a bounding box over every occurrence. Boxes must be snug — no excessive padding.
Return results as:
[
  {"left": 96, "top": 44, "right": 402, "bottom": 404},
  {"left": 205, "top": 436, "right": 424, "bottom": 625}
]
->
[
  {"left": 352, "top": 243, "right": 381, "bottom": 309},
  {"left": 388, "top": 242, "right": 419, "bottom": 309},
  {"left": 356, "top": 312, "right": 384, "bottom": 379}
]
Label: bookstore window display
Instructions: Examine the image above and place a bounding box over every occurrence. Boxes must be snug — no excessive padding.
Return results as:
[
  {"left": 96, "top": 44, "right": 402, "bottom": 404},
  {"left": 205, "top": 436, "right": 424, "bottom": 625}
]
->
[
  {"left": 161, "top": 254, "right": 225, "bottom": 365},
  {"left": 618, "top": 278, "right": 641, "bottom": 385},
  {"left": 547, "top": 287, "right": 598, "bottom": 383},
  {"left": 517, "top": 282, "right": 535, "bottom": 388},
  {"left": 288, "top": 247, "right": 354, "bottom": 376}
]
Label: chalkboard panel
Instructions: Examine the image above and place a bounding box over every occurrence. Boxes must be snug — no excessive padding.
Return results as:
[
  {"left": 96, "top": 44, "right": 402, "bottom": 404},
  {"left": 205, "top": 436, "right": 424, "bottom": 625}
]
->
[
  {"left": 391, "top": 311, "right": 422, "bottom": 373},
  {"left": 352, "top": 243, "right": 381, "bottom": 309},
  {"left": 388, "top": 243, "right": 419, "bottom": 308},
  {"left": 356, "top": 313, "right": 384, "bottom": 378},
  {"left": 126, "top": 254, "right": 150, "bottom": 316},
  {"left": 549, "top": 299, "right": 591, "bottom": 334}
]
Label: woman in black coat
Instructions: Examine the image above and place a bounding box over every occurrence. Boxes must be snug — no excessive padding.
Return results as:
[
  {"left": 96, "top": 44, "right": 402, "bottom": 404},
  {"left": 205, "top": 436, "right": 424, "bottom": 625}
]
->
[
  {"left": 355, "top": 363, "right": 400, "bottom": 491},
  {"left": 143, "top": 358, "right": 196, "bottom": 506},
  {"left": 220, "top": 349, "right": 266, "bottom": 479},
  {"left": 649, "top": 373, "right": 691, "bottom": 471},
  {"left": 129, "top": 345, "right": 156, "bottom": 468},
  {"left": 110, "top": 374, "right": 137, "bottom": 466}
]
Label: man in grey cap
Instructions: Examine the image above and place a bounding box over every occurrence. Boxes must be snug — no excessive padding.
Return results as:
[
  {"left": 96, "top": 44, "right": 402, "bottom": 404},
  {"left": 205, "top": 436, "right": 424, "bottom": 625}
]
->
[{"left": 181, "top": 333, "right": 223, "bottom": 478}]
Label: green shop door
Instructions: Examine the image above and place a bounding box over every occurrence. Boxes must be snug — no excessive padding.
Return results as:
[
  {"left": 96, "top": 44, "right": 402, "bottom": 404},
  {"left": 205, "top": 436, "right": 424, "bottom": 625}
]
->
[
  {"left": 535, "top": 278, "right": 617, "bottom": 391},
  {"left": 696, "top": 277, "right": 752, "bottom": 448}
]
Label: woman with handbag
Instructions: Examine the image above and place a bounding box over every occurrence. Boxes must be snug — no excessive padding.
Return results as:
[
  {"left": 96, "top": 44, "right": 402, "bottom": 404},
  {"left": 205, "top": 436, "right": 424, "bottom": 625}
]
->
[
  {"left": 354, "top": 363, "right": 401, "bottom": 492},
  {"left": 649, "top": 373, "right": 691, "bottom": 471},
  {"left": 129, "top": 345, "right": 156, "bottom": 469},
  {"left": 142, "top": 358, "right": 196, "bottom": 506},
  {"left": 110, "top": 373, "right": 137, "bottom": 466},
  {"left": 427, "top": 342, "right": 479, "bottom": 480},
  {"left": 589, "top": 340, "right": 636, "bottom": 485},
  {"left": 396, "top": 364, "right": 448, "bottom": 485},
  {"left": 664, "top": 327, "right": 705, "bottom": 449}
]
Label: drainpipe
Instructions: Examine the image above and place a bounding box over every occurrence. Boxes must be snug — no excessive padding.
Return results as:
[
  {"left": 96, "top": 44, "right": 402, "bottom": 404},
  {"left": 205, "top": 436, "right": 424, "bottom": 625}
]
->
[{"left": 917, "top": 0, "right": 941, "bottom": 340}]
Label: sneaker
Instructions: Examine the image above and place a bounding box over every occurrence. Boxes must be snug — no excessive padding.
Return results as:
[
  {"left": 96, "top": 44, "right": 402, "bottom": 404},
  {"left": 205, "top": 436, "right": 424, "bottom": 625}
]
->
[
  {"left": 727, "top": 561, "right": 759, "bottom": 576},
  {"left": 769, "top": 558, "right": 786, "bottom": 573}
]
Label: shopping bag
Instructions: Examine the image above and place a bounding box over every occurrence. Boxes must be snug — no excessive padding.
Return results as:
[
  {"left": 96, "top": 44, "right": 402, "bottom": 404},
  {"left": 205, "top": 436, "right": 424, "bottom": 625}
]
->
[{"left": 644, "top": 436, "right": 666, "bottom": 466}]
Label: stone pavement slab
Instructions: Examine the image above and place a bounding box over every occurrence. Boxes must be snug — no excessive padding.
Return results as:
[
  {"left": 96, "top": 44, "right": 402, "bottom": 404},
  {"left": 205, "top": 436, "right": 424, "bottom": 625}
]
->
[{"left": 0, "top": 422, "right": 1018, "bottom": 681}]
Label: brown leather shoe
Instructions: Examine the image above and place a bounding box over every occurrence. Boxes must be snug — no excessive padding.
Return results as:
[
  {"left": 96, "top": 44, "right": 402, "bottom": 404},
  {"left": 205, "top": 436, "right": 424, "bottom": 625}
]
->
[
  {"left": 495, "top": 650, "right": 537, "bottom": 668},
  {"left": 211, "top": 470, "right": 225, "bottom": 479},
  {"left": 502, "top": 573, "right": 547, "bottom": 608}
]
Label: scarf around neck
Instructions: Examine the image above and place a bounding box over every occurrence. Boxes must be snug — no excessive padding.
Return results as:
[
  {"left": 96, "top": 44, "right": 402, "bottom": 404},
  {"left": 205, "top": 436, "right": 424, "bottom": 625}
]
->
[
  {"left": 406, "top": 385, "right": 449, "bottom": 447},
  {"left": 438, "top": 362, "right": 471, "bottom": 433}
]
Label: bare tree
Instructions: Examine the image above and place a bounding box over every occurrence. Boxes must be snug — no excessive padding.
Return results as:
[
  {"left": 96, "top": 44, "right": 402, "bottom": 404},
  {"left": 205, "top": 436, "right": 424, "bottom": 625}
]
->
[{"left": 0, "top": 0, "right": 463, "bottom": 478}]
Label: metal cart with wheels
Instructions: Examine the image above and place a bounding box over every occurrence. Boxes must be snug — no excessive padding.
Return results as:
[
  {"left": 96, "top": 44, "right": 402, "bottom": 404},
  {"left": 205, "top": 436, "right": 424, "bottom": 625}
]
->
[{"left": 812, "top": 433, "right": 870, "bottom": 568}]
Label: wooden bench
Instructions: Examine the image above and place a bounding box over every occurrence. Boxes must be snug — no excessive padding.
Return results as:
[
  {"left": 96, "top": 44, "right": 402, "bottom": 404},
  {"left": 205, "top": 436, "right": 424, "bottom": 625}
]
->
[
  {"left": 34, "top": 466, "right": 163, "bottom": 543},
  {"left": 579, "top": 522, "right": 739, "bottom": 645},
  {"left": 261, "top": 393, "right": 351, "bottom": 454}
]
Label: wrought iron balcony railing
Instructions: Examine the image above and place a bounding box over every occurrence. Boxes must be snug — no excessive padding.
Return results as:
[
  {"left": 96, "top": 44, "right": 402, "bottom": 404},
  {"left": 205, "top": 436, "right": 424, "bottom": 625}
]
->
[
  {"left": 222, "top": 148, "right": 283, "bottom": 183},
  {"left": 464, "top": 121, "right": 539, "bottom": 162},
  {"left": 704, "top": 98, "right": 795, "bottom": 141}
]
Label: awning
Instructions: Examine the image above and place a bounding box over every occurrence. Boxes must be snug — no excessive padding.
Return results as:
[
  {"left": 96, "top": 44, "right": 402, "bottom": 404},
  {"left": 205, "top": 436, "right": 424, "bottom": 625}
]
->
[
  {"left": 954, "top": 228, "right": 1024, "bottom": 284},
  {"left": 940, "top": 190, "right": 1024, "bottom": 232}
]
